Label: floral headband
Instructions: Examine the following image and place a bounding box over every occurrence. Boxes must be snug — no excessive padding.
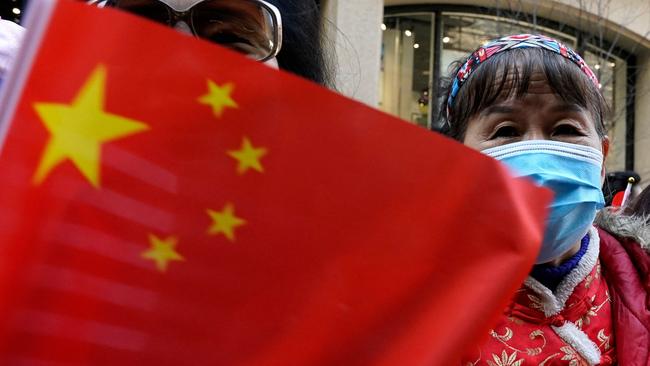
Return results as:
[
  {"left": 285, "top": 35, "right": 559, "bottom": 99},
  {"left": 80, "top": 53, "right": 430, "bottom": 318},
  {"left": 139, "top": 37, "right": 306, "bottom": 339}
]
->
[{"left": 446, "top": 34, "right": 600, "bottom": 121}]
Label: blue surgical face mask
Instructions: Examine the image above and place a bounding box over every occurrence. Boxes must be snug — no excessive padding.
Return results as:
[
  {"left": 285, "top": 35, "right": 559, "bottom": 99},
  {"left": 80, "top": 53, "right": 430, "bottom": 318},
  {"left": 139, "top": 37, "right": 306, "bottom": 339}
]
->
[{"left": 483, "top": 140, "right": 605, "bottom": 264}]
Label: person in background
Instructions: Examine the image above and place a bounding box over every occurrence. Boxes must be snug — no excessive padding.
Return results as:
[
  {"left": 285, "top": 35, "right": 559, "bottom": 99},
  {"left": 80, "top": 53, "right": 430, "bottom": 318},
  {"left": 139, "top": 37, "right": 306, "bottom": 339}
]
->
[
  {"left": 628, "top": 184, "right": 650, "bottom": 219},
  {"left": 595, "top": 182, "right": 649, "bottom": 253},
  {"left": 594, "top": 183, "right": 649, "bottom": 315},
  {"left": 0, "top": 17, "right": 25, "bottom": 88},
  {"left": 441, "top": 34, "right": 650, "bottom": 365},
  {"left": 87, "top": 0, "right": 333, "bottom": 87},
  {"left": 602, "top": 170, "right": 642, "bottom": 207}
]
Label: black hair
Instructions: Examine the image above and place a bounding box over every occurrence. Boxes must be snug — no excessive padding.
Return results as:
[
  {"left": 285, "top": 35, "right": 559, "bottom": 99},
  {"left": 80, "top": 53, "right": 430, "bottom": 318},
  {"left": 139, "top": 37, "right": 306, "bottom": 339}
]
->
[
  {"left": 602, "top": 171, "right": 641, "bottom": 206},
  {"left": 440, "top": 47, "right": 608, "bottom": 142},
  {"left": 266, "top": 0, "right": 333, "bottom": 86}
]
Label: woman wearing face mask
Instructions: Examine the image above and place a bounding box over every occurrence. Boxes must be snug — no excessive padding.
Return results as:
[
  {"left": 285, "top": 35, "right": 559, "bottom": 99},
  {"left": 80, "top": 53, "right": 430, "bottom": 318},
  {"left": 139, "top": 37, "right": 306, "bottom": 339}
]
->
[
  {"left": 89, "top": 0, "right": 332, "bottom": 86},
  {"left": 443, "top": 35, "right": 650, "bottom": 365}
]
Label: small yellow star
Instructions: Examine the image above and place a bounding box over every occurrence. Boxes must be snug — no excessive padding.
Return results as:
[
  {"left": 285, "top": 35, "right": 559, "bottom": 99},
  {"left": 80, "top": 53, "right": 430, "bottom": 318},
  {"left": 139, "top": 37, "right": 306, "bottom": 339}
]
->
[
  {"left": 206, "top": 203, "right": 246, "bottom": 242},
  {"left": 227, "top": 136, "right": 268, "bottom": 175},
  {"left": 142, "top": 234, "right": 184, "bottom": 272},
  {"left": 197, "top": 79, "right": 238, "bottom": 117},
  {"left": 33, "top": 64, "right": 149, "bottom": 187}
]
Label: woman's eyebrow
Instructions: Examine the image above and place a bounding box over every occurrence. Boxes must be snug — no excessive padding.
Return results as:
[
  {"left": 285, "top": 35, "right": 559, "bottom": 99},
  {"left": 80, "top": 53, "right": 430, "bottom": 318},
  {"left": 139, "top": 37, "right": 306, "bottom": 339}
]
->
[
  {"left": 550, "top": 103, "right": 585, "bottom": 113},
  {"left": 479, "top": 105, "right": 516, "bottom": 116}
]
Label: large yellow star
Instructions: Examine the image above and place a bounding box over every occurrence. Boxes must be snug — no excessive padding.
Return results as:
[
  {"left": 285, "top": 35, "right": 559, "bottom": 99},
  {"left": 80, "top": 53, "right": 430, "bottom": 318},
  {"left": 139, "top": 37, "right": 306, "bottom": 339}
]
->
[
  {"left": 197, "top": 79, "right": 238, "bottom": 117},
  {"left": 32, "top": 65, "right": 149, "bottom": 187},
  {"left": 227, "top": 136, "right": 268, "bottom": 175},
  {"left": 141, "top": 234, "right": 184, "bottom": 272},
  {"left": 206, "top": 203, "right": 246, "bottom": 242}
]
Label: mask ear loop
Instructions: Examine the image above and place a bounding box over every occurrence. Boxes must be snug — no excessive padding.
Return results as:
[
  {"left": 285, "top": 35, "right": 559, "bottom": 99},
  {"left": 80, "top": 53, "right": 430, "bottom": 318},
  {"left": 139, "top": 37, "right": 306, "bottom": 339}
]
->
[{"left": 601, "top": 165, "right": 610, "bottom": 205}]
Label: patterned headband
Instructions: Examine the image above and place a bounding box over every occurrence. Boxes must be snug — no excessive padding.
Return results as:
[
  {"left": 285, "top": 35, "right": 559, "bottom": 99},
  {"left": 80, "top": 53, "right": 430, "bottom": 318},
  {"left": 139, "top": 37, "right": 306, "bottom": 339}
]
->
[{"left": 446, "top": 34, "right": 600, "bottom": 121}]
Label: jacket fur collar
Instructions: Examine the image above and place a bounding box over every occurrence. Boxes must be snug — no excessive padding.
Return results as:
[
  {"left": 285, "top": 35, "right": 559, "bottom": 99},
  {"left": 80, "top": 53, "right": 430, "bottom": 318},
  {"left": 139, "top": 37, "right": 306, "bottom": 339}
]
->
[{"left": 594, "top": 208, "right": 650, "bottom": 252}]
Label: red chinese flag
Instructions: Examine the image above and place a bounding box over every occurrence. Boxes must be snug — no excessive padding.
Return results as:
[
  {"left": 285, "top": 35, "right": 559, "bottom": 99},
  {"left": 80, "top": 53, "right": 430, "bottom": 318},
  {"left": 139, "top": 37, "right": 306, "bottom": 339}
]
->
[{"left": 0, "top": 1, "right": 551, "bottom": 364}]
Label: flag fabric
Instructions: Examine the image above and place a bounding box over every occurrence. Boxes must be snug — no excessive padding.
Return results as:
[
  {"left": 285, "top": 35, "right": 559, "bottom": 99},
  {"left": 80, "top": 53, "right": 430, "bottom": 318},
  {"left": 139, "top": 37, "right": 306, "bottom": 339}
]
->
[{"left": 0, "top": 1, "right": 551, "bottom": 365}]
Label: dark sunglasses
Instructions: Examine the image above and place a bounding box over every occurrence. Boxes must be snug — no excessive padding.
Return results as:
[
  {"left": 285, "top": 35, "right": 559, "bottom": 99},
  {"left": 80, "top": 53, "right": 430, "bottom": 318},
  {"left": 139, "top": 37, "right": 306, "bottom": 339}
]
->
[{"left": 108, "top": 0, "right": 283, "bottom": 62}]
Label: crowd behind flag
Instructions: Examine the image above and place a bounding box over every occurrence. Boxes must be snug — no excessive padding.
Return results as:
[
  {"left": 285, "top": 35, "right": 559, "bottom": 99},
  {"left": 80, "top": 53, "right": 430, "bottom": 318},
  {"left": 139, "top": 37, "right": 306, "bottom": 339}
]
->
[{"left": 0, "top": 0, "right": 551, "bottom": 364}]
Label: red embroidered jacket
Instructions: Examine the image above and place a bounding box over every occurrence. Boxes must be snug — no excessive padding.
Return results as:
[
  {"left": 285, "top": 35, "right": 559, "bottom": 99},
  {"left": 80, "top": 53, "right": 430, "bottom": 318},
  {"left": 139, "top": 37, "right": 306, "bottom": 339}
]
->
[{"left": 462, "top": 211, "right": 650, "bottom": 366}]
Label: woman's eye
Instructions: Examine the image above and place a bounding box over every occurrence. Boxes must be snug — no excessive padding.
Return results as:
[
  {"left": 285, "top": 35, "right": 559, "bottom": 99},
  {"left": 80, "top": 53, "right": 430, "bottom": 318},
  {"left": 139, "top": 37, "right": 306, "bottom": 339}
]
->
[
  {"left": 553, "top": 124, "right": 582, "bottom": 136},
  {"left": 210, "top": 33, "right": 253, "bottom": 47},
  {"left": 490, "top": 125, "right": 519, "bottom": 139}
]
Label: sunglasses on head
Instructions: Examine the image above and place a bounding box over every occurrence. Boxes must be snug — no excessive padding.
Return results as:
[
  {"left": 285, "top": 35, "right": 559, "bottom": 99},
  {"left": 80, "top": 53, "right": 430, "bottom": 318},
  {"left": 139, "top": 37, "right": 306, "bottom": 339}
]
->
[{"left": 107, "top": 0, "right": 282, "bottom": 62}]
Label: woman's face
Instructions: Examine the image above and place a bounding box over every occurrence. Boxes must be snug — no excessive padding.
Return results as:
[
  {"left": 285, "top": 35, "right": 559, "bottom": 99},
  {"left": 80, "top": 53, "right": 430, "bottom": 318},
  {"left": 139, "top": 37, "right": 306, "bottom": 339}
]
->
[
  {"left": 462, "top": 71, "right": 609, "bottom": 158},
  {"left": 173, "top": 16, "right": 280, "bottom": 68},
  {"left": 157, "top": 0, "right": 206, "bottom": 9},
  {"left": 116, "top": 0, "right": 280, "bottom": 68}
]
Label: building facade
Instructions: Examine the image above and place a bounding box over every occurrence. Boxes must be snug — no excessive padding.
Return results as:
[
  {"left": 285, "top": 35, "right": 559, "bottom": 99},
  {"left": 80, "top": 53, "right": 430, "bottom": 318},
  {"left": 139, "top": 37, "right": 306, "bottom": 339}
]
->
[{"left": 325, "top": 0, "right": 650, "bottom": 187}]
